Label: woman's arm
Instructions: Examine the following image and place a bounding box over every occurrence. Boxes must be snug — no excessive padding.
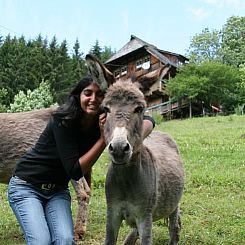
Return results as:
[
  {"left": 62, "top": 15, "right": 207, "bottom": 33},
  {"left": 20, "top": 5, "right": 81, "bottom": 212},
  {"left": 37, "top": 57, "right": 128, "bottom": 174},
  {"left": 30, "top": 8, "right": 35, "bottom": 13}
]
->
[
  {"left": 142, "top": 115, "right": 155, "bottom": 139},
  {"left": 142, "top": 119, "right": 154, "bottom": 139},
  {"left": 53, "top": 114, "right": 106, "bottom": 180},
  {"left": 78, "top": 113, "right": 106, "bottom": 174},
  {"left": 78, "top": 136, "right": 106, "bottom": 174}
]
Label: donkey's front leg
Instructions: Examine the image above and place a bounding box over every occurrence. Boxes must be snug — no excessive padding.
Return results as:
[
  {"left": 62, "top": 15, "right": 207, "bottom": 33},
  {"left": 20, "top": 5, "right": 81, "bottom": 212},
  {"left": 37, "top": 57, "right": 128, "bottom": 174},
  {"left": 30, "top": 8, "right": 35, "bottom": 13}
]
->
[
  {"left": 104, "top": 206, "right": 122, "bottom": 245},
  {"left": 137, "top": 213, "right": 153, "bottom": 245}
]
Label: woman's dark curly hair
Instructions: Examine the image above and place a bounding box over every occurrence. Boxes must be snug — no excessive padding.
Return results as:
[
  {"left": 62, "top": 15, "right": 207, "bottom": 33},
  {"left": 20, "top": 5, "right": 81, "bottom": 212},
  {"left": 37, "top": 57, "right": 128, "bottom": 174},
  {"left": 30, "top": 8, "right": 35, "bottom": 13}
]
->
[{"left": 53, "top": 75, "right": 94, "bottom": 120}]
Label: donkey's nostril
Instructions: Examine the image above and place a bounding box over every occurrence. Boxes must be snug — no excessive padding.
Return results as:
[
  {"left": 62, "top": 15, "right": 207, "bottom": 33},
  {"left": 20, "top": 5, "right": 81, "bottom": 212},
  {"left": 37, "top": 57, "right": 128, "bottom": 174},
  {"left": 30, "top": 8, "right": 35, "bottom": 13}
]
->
[
  {"left": 109, "top": 143, "right": 114, "bottom": 152},
  {"left": 108, "top": 142, "right": 130, "bottom": 154},
  {"left": 123, "top": 143, "right": 130, "bottom": 152}
]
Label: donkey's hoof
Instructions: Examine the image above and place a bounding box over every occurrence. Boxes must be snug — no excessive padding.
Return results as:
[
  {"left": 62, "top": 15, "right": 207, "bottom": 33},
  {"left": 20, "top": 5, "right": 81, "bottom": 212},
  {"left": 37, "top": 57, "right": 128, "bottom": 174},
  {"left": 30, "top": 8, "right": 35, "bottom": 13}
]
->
[{"left": 74, "top": 226, "right": 86, "bottom": 242}]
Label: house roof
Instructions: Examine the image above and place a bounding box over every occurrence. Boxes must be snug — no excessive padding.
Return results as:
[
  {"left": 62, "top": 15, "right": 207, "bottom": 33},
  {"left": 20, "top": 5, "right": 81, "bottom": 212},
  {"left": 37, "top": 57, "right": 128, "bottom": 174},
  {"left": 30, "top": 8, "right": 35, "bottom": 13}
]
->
[
  {"left": 105, "top": 35, "right": 188, "bottom": 67},
  {"left": 105, "top": 35, "right": 152, "bottom": 63}
]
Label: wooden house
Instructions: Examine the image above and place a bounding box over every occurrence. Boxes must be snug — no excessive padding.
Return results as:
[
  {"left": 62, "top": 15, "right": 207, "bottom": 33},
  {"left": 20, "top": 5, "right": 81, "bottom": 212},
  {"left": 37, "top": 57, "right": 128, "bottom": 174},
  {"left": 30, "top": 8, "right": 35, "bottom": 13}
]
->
[{"left": 104, "top": 35, "right": 189, "bottom": 116}]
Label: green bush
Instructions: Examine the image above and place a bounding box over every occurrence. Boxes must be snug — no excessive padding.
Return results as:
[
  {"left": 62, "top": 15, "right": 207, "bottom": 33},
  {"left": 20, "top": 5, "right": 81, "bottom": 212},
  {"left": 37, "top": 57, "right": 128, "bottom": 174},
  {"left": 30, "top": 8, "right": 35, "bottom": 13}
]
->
[
  {"left": 152, "top": 112, "right": 163, "bottom": 125},
  {"left": 8, "top": 81, "right": 55, "bottom": 112},
  {"left": 235, "top": 104, "right": 245, "bottom": 115}
]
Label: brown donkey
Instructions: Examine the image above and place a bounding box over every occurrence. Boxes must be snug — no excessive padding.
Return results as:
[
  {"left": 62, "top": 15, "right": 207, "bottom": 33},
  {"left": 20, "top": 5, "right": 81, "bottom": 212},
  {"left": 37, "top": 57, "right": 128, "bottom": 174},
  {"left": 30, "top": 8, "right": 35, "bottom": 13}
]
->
[
  {"left": 0, "top": 107, "right": 91, "bottom": 241},
  {"left": 86, "top": 54, "right": 185, "bottom": 245}
]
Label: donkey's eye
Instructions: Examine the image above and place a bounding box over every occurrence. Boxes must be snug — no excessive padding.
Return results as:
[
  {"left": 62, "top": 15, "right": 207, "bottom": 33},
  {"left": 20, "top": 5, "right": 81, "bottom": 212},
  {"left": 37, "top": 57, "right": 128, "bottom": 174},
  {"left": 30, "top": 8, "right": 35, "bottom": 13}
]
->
[
  {"left": 134, "top": 106, "right": 144, "bottom": 113},
  {"left": 102, "top": 106, "right": 111, "bottom": 114}
]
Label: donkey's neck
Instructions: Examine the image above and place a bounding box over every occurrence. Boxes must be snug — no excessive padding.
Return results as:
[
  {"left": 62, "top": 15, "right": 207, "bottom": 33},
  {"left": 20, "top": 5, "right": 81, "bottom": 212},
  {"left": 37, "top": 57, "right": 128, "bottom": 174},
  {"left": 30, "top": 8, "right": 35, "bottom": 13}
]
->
[
  {"left": 112, "top": 145, "right": 152, "bottom": 173},
  {"left": 109, "top": 145, "right": 156, "bottom": 196}
]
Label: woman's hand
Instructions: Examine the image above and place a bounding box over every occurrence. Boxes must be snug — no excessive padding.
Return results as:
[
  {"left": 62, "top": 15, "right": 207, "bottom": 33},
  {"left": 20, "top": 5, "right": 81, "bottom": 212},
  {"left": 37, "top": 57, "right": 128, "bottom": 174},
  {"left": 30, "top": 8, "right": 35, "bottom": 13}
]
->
[{"left": 99, "top": 113, "right": 106, "bottom": 139}]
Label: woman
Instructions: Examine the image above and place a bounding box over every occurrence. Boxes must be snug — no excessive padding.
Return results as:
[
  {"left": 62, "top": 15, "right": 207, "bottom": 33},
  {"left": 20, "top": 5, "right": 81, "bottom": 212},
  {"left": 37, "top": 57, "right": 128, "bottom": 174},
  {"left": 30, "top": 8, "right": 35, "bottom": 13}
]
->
[{"left": 8, "top": 76, "right": 155, "bottom": 245}]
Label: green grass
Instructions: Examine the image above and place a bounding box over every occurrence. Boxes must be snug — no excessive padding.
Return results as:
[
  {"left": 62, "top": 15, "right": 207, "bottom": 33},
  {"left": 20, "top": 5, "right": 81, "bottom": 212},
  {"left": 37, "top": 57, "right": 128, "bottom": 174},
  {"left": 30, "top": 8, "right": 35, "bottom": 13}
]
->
[{"left": 1, "top": 115, "right": 245, "bottom": 244}]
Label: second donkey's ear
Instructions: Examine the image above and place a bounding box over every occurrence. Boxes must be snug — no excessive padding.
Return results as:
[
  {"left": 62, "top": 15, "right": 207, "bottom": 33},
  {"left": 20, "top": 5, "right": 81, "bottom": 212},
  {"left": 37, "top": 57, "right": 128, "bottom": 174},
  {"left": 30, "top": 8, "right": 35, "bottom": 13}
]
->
[{"left": 85, "top": 54, "right": 115, "bottom": 92}]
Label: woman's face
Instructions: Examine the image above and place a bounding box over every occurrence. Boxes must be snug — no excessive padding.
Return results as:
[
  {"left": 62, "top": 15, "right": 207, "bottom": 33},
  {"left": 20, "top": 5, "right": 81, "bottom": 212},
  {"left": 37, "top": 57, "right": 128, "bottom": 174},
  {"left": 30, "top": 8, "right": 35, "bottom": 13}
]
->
[{"left": 80, "top": 82, "right": 104, "bottom": 116}]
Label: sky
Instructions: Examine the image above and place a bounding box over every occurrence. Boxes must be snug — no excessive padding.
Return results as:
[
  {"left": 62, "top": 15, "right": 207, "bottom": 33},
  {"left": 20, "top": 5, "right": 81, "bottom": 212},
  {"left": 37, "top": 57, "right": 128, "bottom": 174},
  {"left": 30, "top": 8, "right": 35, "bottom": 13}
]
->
[{"left": 0, "top": 0, "right": 244, "bottom": 57}]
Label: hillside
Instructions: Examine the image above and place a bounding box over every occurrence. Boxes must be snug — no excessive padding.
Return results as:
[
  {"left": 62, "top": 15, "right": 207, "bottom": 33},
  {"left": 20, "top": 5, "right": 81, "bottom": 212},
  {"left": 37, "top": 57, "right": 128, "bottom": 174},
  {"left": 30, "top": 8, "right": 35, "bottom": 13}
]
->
[{"left": 0, "top": 115, "right": 244, "bottom": 244}]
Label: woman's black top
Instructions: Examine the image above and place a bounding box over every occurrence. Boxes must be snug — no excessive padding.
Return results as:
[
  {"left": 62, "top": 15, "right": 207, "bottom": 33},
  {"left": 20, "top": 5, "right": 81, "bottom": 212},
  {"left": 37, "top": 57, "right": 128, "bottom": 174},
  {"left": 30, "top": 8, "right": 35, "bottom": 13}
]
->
[
  {"left": 14, "top": 115, "right": 155, "bottom": 188},
  {"left": 14, "top": 115, "right": 101, "bottom": 187}
]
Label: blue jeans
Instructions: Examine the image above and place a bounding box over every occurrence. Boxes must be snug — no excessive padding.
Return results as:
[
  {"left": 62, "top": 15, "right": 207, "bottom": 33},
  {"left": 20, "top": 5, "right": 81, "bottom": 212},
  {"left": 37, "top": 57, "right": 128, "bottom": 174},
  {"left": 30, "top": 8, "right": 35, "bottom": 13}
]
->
[{"left": 8, "top": 176, "right": 76, "bottom": 245}]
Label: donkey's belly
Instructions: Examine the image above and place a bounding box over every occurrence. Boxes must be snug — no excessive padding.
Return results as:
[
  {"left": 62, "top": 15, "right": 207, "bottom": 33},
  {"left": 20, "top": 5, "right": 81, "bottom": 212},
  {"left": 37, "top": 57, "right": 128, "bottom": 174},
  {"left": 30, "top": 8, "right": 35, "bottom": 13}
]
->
[
  {"left": 120, "top": 198, "right": 174, "bottom": 227},
  {"left": 152, "top": 202, "right": 177, "bottom": 221},
  {"left": 152, "top": 178, "right": 184, "bottom": 221},
  {"left": 120, "top": 201, "right": 144, "bottom": 227}
]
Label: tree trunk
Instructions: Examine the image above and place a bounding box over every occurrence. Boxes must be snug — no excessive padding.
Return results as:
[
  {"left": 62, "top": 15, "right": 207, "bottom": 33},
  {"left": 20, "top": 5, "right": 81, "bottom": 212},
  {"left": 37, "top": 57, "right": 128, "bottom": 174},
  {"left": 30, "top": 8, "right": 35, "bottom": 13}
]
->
[{"left": 189, "top": 100, "right": 192, "bottom": 118}]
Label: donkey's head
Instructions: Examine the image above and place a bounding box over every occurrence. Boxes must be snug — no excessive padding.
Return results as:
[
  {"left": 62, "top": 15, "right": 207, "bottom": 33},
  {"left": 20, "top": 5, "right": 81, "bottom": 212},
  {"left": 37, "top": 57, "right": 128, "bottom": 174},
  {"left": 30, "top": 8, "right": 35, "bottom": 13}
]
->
[
  {"left": 86, "top": 54, "right": 146, "bottom": 165},
  {"left": 103, "top": 81, "right": 146, "bottom": 164}
]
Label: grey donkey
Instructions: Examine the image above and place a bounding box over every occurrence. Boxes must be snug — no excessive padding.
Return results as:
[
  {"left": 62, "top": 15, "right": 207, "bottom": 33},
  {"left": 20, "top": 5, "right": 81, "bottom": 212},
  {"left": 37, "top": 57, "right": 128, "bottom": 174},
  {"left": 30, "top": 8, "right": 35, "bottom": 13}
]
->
[{"left": 86, "top": 54, "right": 185, "bottom": 245}]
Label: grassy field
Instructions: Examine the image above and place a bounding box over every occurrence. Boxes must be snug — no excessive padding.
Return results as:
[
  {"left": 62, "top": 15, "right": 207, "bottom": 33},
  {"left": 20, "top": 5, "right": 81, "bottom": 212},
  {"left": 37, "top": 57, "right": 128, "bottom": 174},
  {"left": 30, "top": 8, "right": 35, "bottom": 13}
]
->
[{"left": 0, "top": 115, "right": 244, "bottom": 244}]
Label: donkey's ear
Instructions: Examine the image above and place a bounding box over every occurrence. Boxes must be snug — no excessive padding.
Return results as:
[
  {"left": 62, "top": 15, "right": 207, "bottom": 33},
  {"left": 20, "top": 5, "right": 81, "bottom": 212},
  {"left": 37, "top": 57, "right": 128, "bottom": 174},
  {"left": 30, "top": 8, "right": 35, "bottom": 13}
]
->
[{"left": 85, "top": 54, "right": 115, "bottom": 92}]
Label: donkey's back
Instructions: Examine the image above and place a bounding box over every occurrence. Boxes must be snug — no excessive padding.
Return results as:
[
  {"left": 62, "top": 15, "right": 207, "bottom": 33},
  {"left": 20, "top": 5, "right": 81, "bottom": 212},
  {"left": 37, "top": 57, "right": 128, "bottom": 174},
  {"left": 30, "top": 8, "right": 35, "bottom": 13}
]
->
[
  {"left": 0, "top": 108, "right": 54, "bottom": 183},
  {"left": 144, "top": 131, "right": 184, "bottom": 221}
]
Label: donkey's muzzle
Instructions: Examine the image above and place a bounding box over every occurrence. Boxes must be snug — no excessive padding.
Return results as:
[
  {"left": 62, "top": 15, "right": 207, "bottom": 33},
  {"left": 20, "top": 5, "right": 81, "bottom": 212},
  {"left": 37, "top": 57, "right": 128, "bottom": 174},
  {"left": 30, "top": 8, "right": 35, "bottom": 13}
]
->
[{"left": 108, "top": 140, "right": 132, "bottom": 164}]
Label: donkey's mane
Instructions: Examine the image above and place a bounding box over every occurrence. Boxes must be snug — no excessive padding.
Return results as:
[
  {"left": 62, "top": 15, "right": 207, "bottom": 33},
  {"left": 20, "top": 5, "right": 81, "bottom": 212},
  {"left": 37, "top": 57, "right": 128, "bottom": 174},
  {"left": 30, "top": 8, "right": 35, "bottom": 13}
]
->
[{"left": 104, "top": 80, "right": 146, "bottom": 106}]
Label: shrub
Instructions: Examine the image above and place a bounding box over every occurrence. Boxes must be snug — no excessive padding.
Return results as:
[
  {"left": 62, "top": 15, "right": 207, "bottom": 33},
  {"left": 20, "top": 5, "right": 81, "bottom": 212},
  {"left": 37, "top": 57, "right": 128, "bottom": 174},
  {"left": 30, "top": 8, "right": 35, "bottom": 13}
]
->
[{"left": 8, "top": 81, "right": 56, "bottom": 112}]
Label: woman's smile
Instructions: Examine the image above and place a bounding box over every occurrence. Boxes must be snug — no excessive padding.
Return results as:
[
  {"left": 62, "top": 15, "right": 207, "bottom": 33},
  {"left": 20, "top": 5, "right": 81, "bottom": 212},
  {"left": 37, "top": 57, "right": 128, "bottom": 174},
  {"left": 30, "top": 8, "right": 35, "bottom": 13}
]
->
[{"left": 80, "top": 82, "right": 104, "bottom": 115}]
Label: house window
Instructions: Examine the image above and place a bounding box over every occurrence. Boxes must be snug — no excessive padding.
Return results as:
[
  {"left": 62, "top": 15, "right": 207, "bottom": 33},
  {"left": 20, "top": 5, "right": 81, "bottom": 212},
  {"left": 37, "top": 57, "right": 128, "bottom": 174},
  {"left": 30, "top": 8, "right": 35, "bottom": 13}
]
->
[
  {"left": 136, "top": 60, "right": 143, "bottom": 69},
  {"left": 144, "top": 56, "right": 150, "bottom": 63},
  {"left": 114, "top": 69, "right": 120, "bottom": 78},
  {"left": 135, "top": 56, "right": 151, "bottom": 70},
  {"left": 121, "top": 66, "right": 127, "bottom": 76},
  {"left": 142, "top": 56, "right": 150, "bottom": 69}
]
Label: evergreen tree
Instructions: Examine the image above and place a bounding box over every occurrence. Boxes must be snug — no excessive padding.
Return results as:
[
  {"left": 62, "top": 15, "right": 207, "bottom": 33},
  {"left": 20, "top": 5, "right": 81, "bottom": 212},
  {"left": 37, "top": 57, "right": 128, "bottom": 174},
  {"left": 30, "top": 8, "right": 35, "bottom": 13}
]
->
[
  {"left": 0, "top": 35, "right": 21, "bottom": 105},
  {"left": 46, "top": 36, "right": 61, "bottom": 101},
  {"left": 55, "top": 39, "right": 73, "bottom": 103},
  {"left": 25, "top": 34, "right": 49, "bottom": 90},
  {"left": 101, "top": 45, "right": 115, "bottom": 63},
  {"left": 0, "top": 33, "right": 90, "bottom": 107},
  {"left": 0, "top": 34, "right": 3, "bottom": 47},
  {"left": 0, "top": 88, "right": 8, "bottom": 112},
  {"left": 71, "top": 38, "right": 86, "bottom": 83},
  {"left": 89, "top": 39, "right": 102, "bottom": 60}
]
